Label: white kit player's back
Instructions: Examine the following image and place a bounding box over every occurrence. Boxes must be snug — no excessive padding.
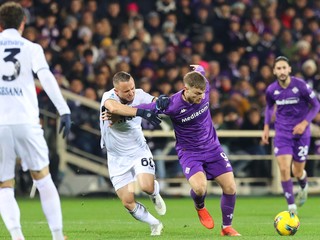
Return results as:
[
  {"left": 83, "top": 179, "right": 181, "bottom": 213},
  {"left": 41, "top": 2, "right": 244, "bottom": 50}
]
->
[{"left": 0, "top": 29, "right": 49, "bottom": 125}]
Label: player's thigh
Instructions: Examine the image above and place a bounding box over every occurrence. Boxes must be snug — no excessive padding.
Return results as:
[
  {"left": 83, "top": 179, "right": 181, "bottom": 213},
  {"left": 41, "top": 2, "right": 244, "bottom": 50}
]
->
[
  {"left": 276, "top": 154, "right": 292, "bottom": 170},
  {"left": 274, "top": 135, "right": 293, "bottom": 157},
  {"left": 14, "top": 124, "right": 49, "bottom": 172},
  {"left": 116, "top": 181, "right": 136, "bottom": 205},
  {"left": 0, "top": 126, "right": 16, "bottom": 182},
  {"left": 188, "top": 171, "right": 207, "bottom": 194},
  {"left": 137, "top": 173, "right": 155, "bottom": 193},
  {"left": 215, "top": 171, "right": 236, "bottom": 194}
]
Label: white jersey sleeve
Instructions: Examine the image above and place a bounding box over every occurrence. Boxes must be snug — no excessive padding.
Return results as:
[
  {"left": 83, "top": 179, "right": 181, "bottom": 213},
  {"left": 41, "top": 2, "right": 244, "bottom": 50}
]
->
[
  {"left": 31, "top": 43, "right": 49, "bottom": 73},
  {"left": 37, "top": 69, "right": 70, "bottom": 116}
]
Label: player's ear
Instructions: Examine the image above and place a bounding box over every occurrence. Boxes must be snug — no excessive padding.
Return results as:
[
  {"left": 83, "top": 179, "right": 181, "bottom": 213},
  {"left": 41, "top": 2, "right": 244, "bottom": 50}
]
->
[{"left": 18, "top": 17, "right": 26, "bottom": 34}]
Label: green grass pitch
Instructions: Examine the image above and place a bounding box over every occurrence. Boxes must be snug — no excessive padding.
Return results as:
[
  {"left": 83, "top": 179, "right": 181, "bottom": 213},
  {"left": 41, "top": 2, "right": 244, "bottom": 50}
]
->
[{"left": 0, "top": 195, "right": 319, "bottom": 239}]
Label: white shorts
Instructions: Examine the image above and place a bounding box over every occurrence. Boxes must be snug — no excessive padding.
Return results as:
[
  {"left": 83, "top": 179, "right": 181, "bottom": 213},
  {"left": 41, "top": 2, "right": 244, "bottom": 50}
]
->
[
  {"left": 0, "top": 124, "right": 49, "bottom": 181},
  {"left": 109, "top": 151, "right": 156, "bottom": 191}
]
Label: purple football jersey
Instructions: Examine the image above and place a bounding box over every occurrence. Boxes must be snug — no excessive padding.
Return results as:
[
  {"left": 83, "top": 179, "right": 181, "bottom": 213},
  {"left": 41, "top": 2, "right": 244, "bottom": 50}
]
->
[
  {"left": 265, "top": 76, "right": 320, "bottom": 138},
  {"left": 162, "top": 80, "right": 220, "bottom": 152},
  {"left": 136, "top": 71, "right": 232, "bottom": 179}
]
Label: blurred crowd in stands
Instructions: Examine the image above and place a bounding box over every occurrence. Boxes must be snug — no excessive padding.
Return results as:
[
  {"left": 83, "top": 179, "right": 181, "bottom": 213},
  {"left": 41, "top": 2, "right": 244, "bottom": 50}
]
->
[{"left": 16, "top": 0, "right": 320, "bottom": 181}]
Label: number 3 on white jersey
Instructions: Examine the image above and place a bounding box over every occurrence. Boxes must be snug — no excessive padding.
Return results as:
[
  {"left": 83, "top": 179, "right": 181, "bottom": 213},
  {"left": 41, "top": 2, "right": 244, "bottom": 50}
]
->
[{"left": 2, "top": 48, "right": 21, "bottom": 81}]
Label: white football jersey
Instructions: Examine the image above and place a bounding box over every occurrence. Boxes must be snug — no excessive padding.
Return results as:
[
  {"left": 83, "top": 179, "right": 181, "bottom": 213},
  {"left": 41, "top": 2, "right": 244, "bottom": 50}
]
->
[
  {"left": 100, "top": 88, "right": 154, "bottom": 175},
  {"left": 100, "top": 89, "right": 154, "bottom": 176},
  {"left": 0, "top": 29, "right": 69, "bottom": 125}
]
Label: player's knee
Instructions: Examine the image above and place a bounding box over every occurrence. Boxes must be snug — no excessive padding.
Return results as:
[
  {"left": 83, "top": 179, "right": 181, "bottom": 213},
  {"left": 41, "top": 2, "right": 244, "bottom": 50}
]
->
[
  {"left": 279, "top": 168, "right": 290, "bottom": 178},
  {"left": 0, "top": 179, "right": 15, "bottom": 188},
  {"left": 193, "top": 183, "right": 207, "bottom": 196},
  {"left": 292, "top": 168, "right": 303, "bottom": 178},
  {"left": 222, "top": 183, "right": 236, "bottom": 195},
  {"left": 122, "top": 200, "right": 136, "bottom": 211}
]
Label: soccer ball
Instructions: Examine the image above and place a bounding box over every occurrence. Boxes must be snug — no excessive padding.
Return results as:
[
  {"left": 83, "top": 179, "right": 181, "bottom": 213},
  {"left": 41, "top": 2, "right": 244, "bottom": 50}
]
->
[{"left": 274, "top": 211, "right": 300, "bottom": 236}]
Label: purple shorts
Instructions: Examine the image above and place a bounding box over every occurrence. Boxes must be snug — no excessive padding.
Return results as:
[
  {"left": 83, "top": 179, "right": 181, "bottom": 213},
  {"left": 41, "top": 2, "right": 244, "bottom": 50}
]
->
[
  {"left": 274, "top": 135, "right": 310, "bottom": 162},
  {"left": 177, "top": 145, "right": 233, "bottom": 180}
]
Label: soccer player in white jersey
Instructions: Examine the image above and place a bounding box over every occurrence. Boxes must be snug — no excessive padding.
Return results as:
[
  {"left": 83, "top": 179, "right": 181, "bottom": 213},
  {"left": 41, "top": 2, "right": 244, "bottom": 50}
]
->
[
  {"left": 0, "top": 2, "right": 71, "bottom": 240},
  {"left": 262, "top": 56, "right": 320, "bottom": 214},
  {"left": 100, "top": 71, "right": 166, "bottom": 236}
]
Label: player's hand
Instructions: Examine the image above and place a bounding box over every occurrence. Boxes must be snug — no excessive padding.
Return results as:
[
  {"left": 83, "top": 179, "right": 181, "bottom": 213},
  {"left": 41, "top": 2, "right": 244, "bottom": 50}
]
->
[
  {"left": 101, "top": 106, "right": 120, "bottom": 124},
  {"left": 59, "top": 114, "right": 71, "bottom": 138},
  {"left": 261, "top": 124, "right": 270, "bottom": 145},
  {"left": 190, "top": 64, "right": 205, "bottom": 76},
  {"left": 136, "top": 109, "right": 161, "bottom": 126},
  {"left": 156, "top": 95, "right": 170, "bottom": 110},
  {"left": 261, "top": 130, "right": 269, "bottom": 144},
  {"left": 293, "top": 120, "right": 308, "bottom": 135}
]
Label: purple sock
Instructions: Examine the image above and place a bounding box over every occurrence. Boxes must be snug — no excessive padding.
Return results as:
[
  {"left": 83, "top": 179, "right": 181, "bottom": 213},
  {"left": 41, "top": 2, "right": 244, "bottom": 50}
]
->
[
  {"left": 297, "top": 174, "right": 307, "bottom": 189},
  {"left": 221, "top": 193, "right": 236, "bottom": 226},
  {"left": 281, "top": 180, "right": 295, "bottom": 205},
  {"left": 190, "top": 189, "right": 206, "bottom": 209}
]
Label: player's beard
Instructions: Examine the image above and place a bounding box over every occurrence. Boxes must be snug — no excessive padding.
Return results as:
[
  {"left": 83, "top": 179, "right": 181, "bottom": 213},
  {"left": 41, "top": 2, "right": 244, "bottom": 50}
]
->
[{"left": 278, "top": 74, "right": 289, "bottom": 83}]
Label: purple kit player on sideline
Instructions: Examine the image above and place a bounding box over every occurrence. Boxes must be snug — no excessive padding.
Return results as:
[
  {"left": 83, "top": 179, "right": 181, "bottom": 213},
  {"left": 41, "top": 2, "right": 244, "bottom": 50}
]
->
[
  {"left": 127, "top": 65, "right": 241, "bottom": 236},
  {"left": 261, "top": 56, "right": 320, "bottom": 214}
]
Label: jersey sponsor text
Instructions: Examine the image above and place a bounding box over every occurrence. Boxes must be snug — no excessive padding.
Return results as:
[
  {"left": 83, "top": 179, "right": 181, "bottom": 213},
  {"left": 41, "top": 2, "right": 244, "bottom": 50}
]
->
[
  {"left": 275, "top": 97, "right": 299, "bottom": 105},
  {"left": 0, "top": 86, "right": 23, "bottom": 96},
  {"left": 181, "top": 103, "right": 209, "bottom": 123},
  {"left": 0, "top": 40, "right": 24, "bottom": 46}
]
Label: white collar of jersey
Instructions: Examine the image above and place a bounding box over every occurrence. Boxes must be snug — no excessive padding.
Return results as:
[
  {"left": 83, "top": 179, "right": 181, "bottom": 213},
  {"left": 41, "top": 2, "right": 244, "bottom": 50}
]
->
[{"left": 2, "top": 28, "right": 21, "bottom": 37}]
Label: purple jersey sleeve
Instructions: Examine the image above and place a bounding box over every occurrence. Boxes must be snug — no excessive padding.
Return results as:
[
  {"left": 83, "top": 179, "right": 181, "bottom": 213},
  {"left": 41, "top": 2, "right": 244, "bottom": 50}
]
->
[
  {"left": 264, "top": 87, "right": 275, "bottom": 125},
  {"left": 303, "top": 86, "right": 320, "bottom": 123}
]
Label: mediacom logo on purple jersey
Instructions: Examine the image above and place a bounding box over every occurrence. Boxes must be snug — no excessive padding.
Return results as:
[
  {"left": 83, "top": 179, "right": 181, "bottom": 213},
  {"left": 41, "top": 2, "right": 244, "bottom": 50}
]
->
[
  {"left": 276, "top": 97, "right": 299, "bottom": 105},
  {"left": 181, "top": 102, "right": 209, "bottom": 123}
]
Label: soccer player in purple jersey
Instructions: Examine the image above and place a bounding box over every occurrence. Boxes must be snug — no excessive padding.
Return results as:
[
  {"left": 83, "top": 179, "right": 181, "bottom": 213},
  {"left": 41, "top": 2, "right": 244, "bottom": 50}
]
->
[
  {"left": 138, "top": 65, "right": 241, "bottom": 236},
  {"left": 261, "top": 56, "right": 320, "bottom": 214}
]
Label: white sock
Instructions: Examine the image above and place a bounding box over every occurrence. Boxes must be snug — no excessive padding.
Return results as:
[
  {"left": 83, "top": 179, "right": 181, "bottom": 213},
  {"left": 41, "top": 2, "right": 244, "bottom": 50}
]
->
[
  {"left": 288, "top": 204, "right": 297, "bottom": 210},
  {"left": 151, "top": 180, "right": 160, "bottom": 197},
  {"left": 52, "top": 230, "right": 65, "bottom": 240},
  {"left": 34, "top": 174, "right": 64, "bottom": 240},
  {"left": 129, "top": 202, "right": 160, "bottom": 225},
  {"left": 0, "top": 188, "right": 25, "bottom": 240},
  {"left": 299, "top": 170, "right": 306, "bottom": 180}
]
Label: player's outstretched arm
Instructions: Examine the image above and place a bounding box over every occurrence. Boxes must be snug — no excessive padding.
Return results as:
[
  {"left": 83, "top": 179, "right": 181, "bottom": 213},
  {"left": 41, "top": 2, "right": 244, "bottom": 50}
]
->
[{"left": 103, "top": 100, "right": 161, "bottom": 126}]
